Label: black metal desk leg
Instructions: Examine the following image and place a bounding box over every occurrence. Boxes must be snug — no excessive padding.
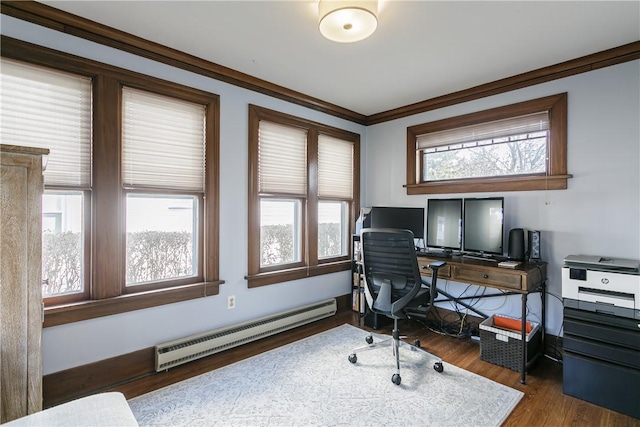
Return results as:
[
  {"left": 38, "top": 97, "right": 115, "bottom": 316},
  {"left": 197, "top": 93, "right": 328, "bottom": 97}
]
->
[
  {"left": 540, "top": 281, "right": 546, "bottom": 357},
  {"left": 521, "top": 293, "right": 528, "bottom": 384}
]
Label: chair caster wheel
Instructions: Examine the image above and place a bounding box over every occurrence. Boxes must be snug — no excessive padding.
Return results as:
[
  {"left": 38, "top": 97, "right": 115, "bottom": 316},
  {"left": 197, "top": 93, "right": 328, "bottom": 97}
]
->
[
  {"left": 434, "top": 362, "right": 444, "bottom": 373},
  {"left": 348, "top": 354, "right": 357, "bottom": 364},
  {"left": 391, "top": 373, "right": 401, "bottom": 385},
  {"left": 413, "top": 339, "right": 421, "bottom": 348},
  {"left": 365, "top": 335, "right": 374, "bottom": 345}
]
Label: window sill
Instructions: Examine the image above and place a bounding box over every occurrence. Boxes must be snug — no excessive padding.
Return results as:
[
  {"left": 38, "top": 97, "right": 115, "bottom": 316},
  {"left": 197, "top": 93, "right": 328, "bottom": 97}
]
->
[
  {"left": 44, "top": 280, "right": 224, "bottom": 327},
  {"left": 405, "top": 174, "right": 572, "bottom": 195},
  {"left": 246, "top": 261, "right": 351, "bottom": 288}
]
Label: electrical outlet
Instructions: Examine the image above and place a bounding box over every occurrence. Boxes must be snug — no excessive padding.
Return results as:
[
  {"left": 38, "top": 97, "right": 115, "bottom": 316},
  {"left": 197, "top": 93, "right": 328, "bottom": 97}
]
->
[{"left": 227, "top": 295, "right": 236, "bottom": 309}]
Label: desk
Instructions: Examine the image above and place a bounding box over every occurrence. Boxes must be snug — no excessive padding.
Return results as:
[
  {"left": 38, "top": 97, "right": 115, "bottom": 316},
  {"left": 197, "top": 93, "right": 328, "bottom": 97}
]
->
[{"left": 416, "top": 254, "right": 547, "bottom": 384}]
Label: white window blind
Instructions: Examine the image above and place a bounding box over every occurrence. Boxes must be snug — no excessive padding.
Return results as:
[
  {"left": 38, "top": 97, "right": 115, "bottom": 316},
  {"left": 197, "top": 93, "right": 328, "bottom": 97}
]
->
[
  {"left": 258, "top": 120, "right": 307, "bottom": 195},
  {"left": 122, "top": 87, "right": 206, "bottom": 192},
  {"left": 318, "top": 134, "right": 353, "bottom": 199},
  {"left": 0, "top": 58, "right": 92, "bottom": 188},
  {"left": 417, "top": 112, "right": 549, "bottom": 150}
]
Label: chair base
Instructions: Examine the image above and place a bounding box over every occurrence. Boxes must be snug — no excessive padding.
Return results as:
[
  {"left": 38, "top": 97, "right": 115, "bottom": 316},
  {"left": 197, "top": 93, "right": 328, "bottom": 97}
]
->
[{"left": 348, "top": 326, "right": 444, "bottom": 385}]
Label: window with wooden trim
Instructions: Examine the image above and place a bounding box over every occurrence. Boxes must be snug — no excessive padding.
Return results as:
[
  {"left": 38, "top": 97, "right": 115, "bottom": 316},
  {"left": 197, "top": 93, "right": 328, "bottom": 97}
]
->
[
  {"left": 122, "top": 87, "right": 206, "bottom": 290},
  {"left": 247, "top": 105, "right": 360, "bottom": 288},
  {"left": 0, "top": 45, "right": 221, "bottom": 326},
  {"left": 0, "top": 58, "right": 92, "bottom": 304},
  {"left": 406, "top": 93, "right": 571, "bottom": 194}
]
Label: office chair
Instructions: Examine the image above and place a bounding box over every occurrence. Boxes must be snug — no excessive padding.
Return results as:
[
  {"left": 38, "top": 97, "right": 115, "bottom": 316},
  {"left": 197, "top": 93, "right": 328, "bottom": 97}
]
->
[{"left": 348, "top": 228, "right": 446, "bottom": 385}]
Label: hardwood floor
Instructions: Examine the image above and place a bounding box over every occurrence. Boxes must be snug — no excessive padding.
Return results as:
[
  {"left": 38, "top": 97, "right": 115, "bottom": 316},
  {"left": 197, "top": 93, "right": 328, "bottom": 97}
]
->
[{"left": 112, "top": 309, "right": 639, "bottom": 426}]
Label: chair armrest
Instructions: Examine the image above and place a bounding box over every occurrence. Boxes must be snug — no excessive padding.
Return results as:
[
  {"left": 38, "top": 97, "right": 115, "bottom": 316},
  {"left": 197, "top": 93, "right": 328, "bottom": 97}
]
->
[
  {"left": 424, "top": 260, "right": 446, "bottom": 302},
  {"left": 428, "top": 260, "right": 446, "bottom": 271}
]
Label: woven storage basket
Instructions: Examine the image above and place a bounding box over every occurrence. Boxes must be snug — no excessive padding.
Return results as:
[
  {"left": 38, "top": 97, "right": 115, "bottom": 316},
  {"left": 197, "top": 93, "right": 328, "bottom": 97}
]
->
[{"left": 479, "top": 315, "right": 541, "bottom": 371}]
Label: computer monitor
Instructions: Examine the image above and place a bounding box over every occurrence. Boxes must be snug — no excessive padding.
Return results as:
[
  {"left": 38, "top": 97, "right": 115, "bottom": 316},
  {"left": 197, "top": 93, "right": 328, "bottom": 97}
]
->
[
  {"left": 463, "top": 197, "right": 504, "bottom": 255},
  {"left": 426, "top": 198, "right": 462, "bottom": 251},
  {"left": 369, "top": 206, "right": 425, "bottom": 239}
]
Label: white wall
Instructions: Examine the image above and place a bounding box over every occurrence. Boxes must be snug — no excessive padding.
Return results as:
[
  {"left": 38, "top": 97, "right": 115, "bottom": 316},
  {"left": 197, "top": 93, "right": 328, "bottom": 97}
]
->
[
  {"left": 1, "top": 15, "right": 365, "bottom": 375},
  {"left": 363, "top": 60, "right": 640, "bottom": 336}
]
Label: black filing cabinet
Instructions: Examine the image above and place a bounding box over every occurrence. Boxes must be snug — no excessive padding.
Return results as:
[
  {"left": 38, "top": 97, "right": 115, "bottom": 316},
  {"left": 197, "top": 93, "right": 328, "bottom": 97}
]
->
[{"left": 562, "top": 306, "right": 640, "bottom": 419}]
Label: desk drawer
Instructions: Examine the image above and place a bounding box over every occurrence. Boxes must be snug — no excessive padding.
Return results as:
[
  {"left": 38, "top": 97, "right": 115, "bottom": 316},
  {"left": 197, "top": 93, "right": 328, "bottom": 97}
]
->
[
  {"left": 453, "top": 266, "right": 522, "bottom": 290},
  {"left": 418, "top": 259, "right": 451, "bottom": 278}
]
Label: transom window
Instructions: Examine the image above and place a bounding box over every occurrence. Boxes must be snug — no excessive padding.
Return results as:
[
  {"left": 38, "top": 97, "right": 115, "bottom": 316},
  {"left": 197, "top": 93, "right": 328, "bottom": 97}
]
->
[
  {"left": 419, "top": 112, "right": 548, "bottom": 181},
  {"left": 406, "top": 93, "right": 570, "bottom": 194}
]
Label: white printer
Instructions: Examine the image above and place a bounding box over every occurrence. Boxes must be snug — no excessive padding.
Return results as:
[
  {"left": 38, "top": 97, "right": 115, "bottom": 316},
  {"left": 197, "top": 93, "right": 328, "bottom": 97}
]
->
[{"left": 562, "top": 254, "right": 640, "bottom": 320}]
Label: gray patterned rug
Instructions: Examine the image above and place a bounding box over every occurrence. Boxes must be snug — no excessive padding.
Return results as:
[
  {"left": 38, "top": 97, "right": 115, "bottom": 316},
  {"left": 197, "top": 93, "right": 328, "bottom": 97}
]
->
[{"left": 129, "top": 324, "right": 522, "bottom": 426}]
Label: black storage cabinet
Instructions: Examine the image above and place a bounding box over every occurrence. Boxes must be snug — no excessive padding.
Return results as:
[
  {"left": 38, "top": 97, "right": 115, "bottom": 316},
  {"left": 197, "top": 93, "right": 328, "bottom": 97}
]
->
[{"left": 562, "top": 306, "right": 640, "bottom": 419}]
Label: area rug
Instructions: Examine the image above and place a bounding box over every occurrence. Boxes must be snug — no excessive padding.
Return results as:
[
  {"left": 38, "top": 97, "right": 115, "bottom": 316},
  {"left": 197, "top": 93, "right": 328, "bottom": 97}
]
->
[{"left": 128, "top": 324, "right": 522, "bottom": 426}]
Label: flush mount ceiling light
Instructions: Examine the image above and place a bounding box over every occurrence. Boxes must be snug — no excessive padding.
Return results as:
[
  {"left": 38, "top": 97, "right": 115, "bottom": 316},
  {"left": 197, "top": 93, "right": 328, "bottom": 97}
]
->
[{"left": 318, "top": 0, "right": 378, "bottom": 43}]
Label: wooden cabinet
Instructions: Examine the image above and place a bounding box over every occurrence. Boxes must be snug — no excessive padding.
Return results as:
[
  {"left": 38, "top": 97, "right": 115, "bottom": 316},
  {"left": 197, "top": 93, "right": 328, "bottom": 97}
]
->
[{"left": 1, "top": 144, "right": 48, "bottom": 423}]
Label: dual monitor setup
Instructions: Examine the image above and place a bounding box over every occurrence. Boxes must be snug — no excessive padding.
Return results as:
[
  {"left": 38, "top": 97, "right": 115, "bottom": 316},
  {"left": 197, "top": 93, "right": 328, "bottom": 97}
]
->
[{"left": 363, "top": 198, "right": 506, "bottom": 259}]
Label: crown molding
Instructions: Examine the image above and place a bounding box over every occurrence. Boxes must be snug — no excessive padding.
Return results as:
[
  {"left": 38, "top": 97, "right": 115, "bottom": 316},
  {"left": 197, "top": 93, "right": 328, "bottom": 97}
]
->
[
  {"left": 2, "top": 1, "right": 639, "bottom": 126},
  {"left": 368, "top": 40, "right": 640, "bottom": 125}
]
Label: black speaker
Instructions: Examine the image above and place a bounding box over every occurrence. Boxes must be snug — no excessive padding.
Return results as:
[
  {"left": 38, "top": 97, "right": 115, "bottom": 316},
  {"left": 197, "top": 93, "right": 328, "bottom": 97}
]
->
[
  {"left": 528, "top": 230, "right": 541, "bottom": 260},
  {"left": 508, "top": 228, "right": 525, "bottom": 261}
]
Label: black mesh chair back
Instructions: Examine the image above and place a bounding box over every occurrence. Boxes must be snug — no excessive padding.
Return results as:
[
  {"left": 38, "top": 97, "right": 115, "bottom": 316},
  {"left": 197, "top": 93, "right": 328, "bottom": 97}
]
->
[{"left": 361, "top": 228, "right": 425, "bottom": 320}]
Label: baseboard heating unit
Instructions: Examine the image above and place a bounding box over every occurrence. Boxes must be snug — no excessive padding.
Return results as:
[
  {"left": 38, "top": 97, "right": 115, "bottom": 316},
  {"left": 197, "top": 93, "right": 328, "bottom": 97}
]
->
[{"left": 155, "top": 298, "right": 337, "bottom": 371}]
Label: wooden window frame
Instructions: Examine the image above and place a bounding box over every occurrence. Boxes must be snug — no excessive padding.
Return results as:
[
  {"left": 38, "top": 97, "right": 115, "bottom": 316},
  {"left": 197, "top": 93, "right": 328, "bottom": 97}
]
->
[
  {"left": 1, "top": 38, "right": 223, "bottom": 327},
  {"left": 247, "top": 105, "right": 360, "bottom": 288},
  {"left": 406, "top": 93, "right": 571, "bottom": 195}
]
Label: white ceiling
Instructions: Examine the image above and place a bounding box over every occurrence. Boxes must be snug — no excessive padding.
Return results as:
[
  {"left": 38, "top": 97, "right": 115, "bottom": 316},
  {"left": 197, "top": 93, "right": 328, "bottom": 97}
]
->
[{"left": 41, "top": 1, "right": 640, "bottom": 116}]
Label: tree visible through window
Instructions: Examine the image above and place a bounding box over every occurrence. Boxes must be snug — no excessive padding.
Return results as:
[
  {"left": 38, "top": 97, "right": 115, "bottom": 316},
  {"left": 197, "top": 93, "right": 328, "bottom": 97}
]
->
[
  {"left": 406, "top": 93, "right": 569, "bottom": 194},
  {"left": 421, "top": 113, "right": 548, "bottom": 181}
]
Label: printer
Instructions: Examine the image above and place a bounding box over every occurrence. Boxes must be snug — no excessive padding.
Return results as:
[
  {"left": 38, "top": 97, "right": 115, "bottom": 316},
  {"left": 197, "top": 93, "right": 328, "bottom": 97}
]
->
[
  {"left": 561, "top": 255, "right": 640, "bottom": 418},
  {"left": 562, "top": 254, "right": 640, "bottom": 320}
]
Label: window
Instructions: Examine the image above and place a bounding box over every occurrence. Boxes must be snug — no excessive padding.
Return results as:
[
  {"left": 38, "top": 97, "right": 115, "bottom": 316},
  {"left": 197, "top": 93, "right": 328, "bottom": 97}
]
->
[
  {"left": 260, "top": 198, "right": 303, "bottom": 267},
  {"left": 256, "top": 120, "right": 308, "bottom": 270},
  {"left": 42, "top": 192, "right": 86, "bottom": 299},
  {"left": 406, "top": 93, "right": 570, "bottom": 194},
  {"left": 247, "top": 105, "right": 360, "bottom": 287},
  {"left": 0, "top": 58, "right": 92, "bottom": 304},
  {"left": 1, "top": 41, "right": 221, "bottom": 326},
  {"left": 122, "top": 87, "right": 206, "bottom": 290},
  {"left": 317, "top": 134, "right": 354, "bottom": 259}
]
